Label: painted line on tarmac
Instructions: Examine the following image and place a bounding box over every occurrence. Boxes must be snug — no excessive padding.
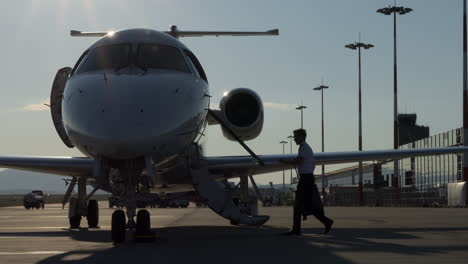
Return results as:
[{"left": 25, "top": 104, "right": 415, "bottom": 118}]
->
[
  {"left": 0, "top": 251, "right": 64, "bottom": 255},
  {"left": 0, "top": 226, "right": 111, "bottom": 230},
  {"left": 0, "top": 236, "right": 43, "bottom": 238}
]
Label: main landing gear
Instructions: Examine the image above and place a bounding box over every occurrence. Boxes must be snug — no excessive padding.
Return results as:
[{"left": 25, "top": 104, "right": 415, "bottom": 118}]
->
[{"left": 66, "top": 177, "right": 100, "bottom": 229}]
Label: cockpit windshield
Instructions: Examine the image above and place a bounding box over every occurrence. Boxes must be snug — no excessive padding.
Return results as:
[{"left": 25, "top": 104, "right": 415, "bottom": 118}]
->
[
  {"left": 75, "top": 43, "right": 192, "bottom": 75},
  {"left": 136, "top": 44, "right": 190, "bottom": 73},
  {"left": 77, "top": 44, "right": 131, "bottom": 74}
]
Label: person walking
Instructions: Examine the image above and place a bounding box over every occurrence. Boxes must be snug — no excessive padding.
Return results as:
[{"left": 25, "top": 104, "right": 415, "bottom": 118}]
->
[{"left": 281, "top": 128, "right": 333, "bottom": 236}]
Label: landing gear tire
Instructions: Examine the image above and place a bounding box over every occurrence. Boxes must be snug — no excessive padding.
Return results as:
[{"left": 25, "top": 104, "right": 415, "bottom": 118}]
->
[
  {"left": 69, "top": 197, "right": 81, "bottom": 228},
  {"left": 87, "top": 199, "right": 99, "bottom": 228},
  {"left": 135, "top": 209, "right": 154, "bottom": 242},
  {"left": 111, "top": 210, "right": 126, "bottom": 243},
  {"left": 69, "top": 215, "right": 81, "bottom": 228},
  {"left": 136, "top": 210, "right": 150, "bottom": 233}
]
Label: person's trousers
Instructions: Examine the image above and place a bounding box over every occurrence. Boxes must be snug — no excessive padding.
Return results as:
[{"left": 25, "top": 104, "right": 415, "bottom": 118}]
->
[
  {"left": 292, "top": 203, "right": 332, "bottom": 231},
  {"left": 292, "top": 179, "right": 332, "bottom": 231}
]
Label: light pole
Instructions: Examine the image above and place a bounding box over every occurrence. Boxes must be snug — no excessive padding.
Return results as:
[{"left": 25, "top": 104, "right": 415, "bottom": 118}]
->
[
  {"left": 463, "top": 0, "right": 468, "bottom": 203},
  {"left": 296, "top": 105, "right": 307, "bottom": 129},
  {"left": 345, "top": 41, "right": 374, "bottom": 205},
  {"left": 313, "top": 83, "right": 329, "bottom": 193},
  {"left": 377, "top": 4, "right": 413, "bottom": 188},
  {"left": 287, "top": 135, "right": 294, "bottom": 183},
  {"left": 280, "top": 140, "right": 288, "bottom": 193}
]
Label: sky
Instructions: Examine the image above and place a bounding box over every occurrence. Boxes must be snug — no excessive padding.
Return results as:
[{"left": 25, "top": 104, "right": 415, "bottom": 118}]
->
[{"left": 0, "top": 0, "right": 465, "bottom": 186}]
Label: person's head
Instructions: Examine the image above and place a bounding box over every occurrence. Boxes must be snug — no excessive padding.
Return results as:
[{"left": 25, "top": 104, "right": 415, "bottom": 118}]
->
[{"left": 293, "top": 129, "right": 307, "bottom": 145}]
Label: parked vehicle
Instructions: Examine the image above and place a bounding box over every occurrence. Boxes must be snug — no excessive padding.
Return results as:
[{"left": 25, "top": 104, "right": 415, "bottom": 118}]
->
[{"left": 23, "top": 190, "right": 45, "bottom": 209}]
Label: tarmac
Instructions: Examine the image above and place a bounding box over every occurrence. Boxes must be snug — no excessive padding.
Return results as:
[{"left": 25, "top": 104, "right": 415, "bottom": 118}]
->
[{"left": 0, "top": 202, "right": 468, "bottom": 264}]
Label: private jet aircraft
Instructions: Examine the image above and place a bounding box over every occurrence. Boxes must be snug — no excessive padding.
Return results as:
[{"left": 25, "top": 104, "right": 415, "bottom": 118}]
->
[{"left": 1, "top": 25, "right": 467, "bottom": 243}]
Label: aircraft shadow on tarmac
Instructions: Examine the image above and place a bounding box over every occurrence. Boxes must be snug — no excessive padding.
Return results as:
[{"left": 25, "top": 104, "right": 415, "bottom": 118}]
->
[{"left": 2, "top": 225, "right": 467, "bottom": 264}]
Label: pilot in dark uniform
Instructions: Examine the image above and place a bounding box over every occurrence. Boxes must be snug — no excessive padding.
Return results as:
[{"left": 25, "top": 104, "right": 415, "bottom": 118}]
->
[{"left": 282, "top": 129, "right": 333, "bottom": 236}]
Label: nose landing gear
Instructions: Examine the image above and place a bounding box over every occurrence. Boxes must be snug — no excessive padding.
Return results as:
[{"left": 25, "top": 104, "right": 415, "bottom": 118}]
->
[
  {"left": 68, "top": 198, "right": 100, "bottom": 229},
  {"left": 111, "top": 209, "right": 155, "bottom": 243},
  {"left": 110, "top": 165, "right": 156, "bottom": 243},
  {"left": 135, "top": 209, "right": 155, "bottom": 242}
]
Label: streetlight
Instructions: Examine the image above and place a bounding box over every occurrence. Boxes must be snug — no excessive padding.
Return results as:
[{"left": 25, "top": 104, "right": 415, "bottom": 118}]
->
[
  {"left": 345, "top": 41, "right": 374, "bottom": 205},
  {"left": 287, "top": 135, "right": 294, "bottom": 183},
  {"left": 463, "top": 0, "right": 468, "bottom": 201},
  {"left": 313, "top": 83, "right": 329, "bottom": 193},
  {"left": 296, "top": 105, "right": 307, "bottom": 129},
  {"left": 377, "top": 4, "right": 413, "bottom": 188},
  {"left": 280, "top": 140, "right": 288, "bottom": 193}
]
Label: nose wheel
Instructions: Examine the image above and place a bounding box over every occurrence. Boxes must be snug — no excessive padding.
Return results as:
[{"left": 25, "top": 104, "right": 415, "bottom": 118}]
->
[
  {"left": 111, "top": 164, "right": 156, "bottom": 243},
  {"left": 111, "top": 209, "right": 155, "bottom": 243},
  {"left": 135, "top": 209, "right": 155, "bottom": 242}
]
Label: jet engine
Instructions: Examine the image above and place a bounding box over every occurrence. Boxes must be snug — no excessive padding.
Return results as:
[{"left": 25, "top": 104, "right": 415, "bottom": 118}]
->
[{"left": 217, "top": 88, "right": 263, "bottom": 141}]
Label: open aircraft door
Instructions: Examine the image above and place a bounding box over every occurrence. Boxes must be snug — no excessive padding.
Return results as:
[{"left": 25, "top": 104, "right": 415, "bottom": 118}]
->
[{"left": 50, "top": 67, "right": 74, "bottom": 148}]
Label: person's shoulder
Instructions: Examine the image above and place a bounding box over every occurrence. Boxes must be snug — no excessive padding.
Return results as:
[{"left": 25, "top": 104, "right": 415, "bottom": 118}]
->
[{"left": 303, "top": 142, "right": 314, "bottom": 153}]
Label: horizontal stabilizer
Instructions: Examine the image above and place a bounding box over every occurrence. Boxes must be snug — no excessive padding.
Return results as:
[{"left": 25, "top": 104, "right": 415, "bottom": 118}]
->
[
  {"left": 70, "top": 30, "right": 114, "bottom": 37},
  {"left": 167, "top": 25, "right": 279, "bottom": 38},
  {"left": 70, "top": 26, "right": 279, "bottom": 39},
  {"left": 167, "top": 29, "right": 279, "bottom": 38}
]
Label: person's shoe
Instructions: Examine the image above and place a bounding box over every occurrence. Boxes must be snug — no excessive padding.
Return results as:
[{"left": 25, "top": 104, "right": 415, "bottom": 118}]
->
[
  {"left": 281, "top": 229, "right": 302, "bottom": 236},
  {"left": 324, "top": 220, "right": 334, "bottom": 234}
]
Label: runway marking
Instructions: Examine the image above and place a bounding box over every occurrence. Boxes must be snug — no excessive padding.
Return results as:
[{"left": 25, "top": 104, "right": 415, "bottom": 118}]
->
[
  {"left": 0, "top": 236, "right": 41, "bottom": 238},
  {"left": 0, "top": 226, "right": 111, "bottom": 230},
  {"left": 0, "top": 251, "right": 64, "bottom": 255}
]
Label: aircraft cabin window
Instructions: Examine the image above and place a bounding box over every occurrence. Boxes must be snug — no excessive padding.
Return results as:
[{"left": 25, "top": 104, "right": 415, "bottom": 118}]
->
[
  {"left": 77, "top": 44, "right": 131, "bottom": 74},
  {"left": 136, "top": 44, "right": 190, "bottom": 73}
]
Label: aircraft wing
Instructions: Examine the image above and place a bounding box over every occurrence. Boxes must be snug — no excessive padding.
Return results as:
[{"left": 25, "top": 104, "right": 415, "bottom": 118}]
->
[
  {"left": 204, "top": 146, "right": 468, "bottom": 176},
  {"left": 0, "top": 156, "right": 94, "bottom": 176},
  {"left": 1, "top": 146, "right": 467, "bottom": 178}
]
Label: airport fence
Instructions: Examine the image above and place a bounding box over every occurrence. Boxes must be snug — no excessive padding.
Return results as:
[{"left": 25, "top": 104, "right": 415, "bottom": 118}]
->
[{"left": 326, "top": 187, "right": 447, "bottom": 207}]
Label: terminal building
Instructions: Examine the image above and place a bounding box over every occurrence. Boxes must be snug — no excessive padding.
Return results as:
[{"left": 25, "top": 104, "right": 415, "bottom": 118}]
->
[{"left": 316, "top": 114, "right": 465, "bottom": 207}]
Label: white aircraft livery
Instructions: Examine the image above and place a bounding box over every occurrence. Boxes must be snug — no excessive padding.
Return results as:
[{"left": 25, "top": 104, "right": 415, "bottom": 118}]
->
[{"left": 1, "top": 25, "right": 467, "bottom": 243}]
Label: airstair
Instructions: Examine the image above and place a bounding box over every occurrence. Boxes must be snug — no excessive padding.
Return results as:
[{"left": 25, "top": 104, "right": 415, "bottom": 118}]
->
[{"left": 191, "top": 167, "right": 270, "bottom": 226}]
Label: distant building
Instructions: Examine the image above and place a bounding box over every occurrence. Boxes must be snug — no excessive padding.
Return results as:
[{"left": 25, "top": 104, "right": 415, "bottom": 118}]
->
[
  {"left": 398, "top": 113, "right": 429, "bottom": 146},
  {"left": 318, "top": 127, "right": 463, "bottom": 191}
]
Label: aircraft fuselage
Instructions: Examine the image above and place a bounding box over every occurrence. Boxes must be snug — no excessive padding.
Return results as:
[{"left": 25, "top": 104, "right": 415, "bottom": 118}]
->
[{"left": 62, "top": 29, "right": 209, "bottom": 162}]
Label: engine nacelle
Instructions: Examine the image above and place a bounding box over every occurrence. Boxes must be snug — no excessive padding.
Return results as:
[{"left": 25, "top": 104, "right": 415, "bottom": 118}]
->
[{"left": 218, "top": 88, "right": 263, "bottom": 141}]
